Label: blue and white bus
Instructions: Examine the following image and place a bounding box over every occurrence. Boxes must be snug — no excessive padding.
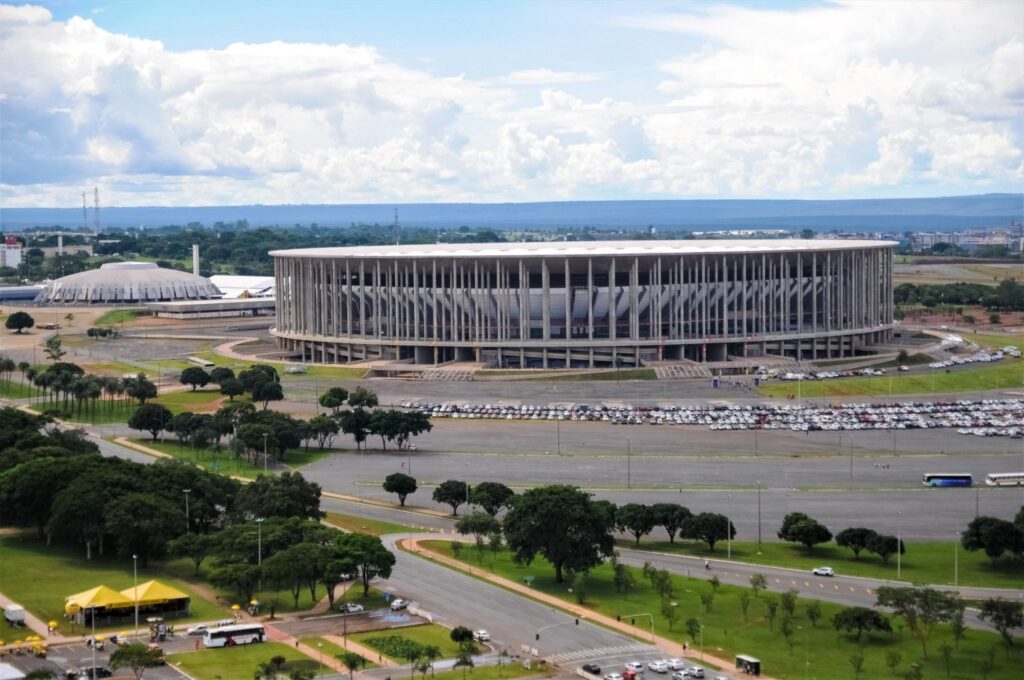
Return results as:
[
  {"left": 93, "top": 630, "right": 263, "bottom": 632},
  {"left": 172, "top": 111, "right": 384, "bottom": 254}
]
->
[
  {"left": 922, "top": 473, "right": 973, "bottom": 488},
  {"left": 203, "top": 624, "right": 265, "bottom": 647}
]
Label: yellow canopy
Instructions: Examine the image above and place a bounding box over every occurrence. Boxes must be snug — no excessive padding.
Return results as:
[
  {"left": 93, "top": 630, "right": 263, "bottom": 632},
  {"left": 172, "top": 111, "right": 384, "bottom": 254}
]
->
[
  {"left": 119, "top": 580, "right": 188, "bottom": 606},
  {"left": 65, "top": 585, "right": 132, "bottom": 612}
]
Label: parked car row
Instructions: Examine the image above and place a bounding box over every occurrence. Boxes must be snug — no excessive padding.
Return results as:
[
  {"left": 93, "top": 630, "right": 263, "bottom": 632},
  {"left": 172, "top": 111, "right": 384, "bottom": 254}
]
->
[
  {"left": 597, "top": 660, "right": 713, "bottom": 680},
  {"left": 929, "top": 347, "right": 1019, "bottom": 369},
  {"left": 406, "top": 399, "right": 1024, "bottom": 437}
]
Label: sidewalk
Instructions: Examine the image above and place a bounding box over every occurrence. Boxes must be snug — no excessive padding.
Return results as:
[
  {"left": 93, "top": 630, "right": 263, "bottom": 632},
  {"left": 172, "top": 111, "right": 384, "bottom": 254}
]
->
[
  {"left": 0, "top": 590, "right": 67, "bottom": 642},
  {"left": 264, "top": 622, "right": 352, "bottom": 676},
  {"left": 401, "top": 538, "right": 767, "bottom": 680}
]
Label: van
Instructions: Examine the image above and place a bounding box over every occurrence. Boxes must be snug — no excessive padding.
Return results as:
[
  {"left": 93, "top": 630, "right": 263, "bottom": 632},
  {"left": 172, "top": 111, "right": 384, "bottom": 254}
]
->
[{"left": 3, "top": 604, "right": 26, "bottom": 626}]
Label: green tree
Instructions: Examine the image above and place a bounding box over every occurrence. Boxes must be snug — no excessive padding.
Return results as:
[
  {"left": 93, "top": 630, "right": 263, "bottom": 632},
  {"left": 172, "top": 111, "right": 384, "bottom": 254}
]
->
[
  {"left": 123, "top": 373, "right": 157, "bottom": 404},
  {"left": 777, "top": 512, "right": 833, "bottom": 551},
  {"left": 950, "top": 606, "right": 967, "bottom": 649},
  {"left": 806, "top": 601, "right": 822, "bottom": 628},
  {"left": 104, "top": 492, "right": 181, "bottom": 565},
  {"left": 765, "top": 596, "right": 779, "bottom": 631},
  {"left": 383, "top": 472, "right": 418, "bottom": 506},
  {"left": 685, "top": 617, "right": 700, "bottom": 644},
  {"left": 661, "top": 596, "right": 680, "bottom": 631},
  {"left": 836, "top": 527, "right": 878, "bottom": 559},
  {"left": 307, "top": 414, "right": 340, "bottom": 449},
  {"left": 470, "top": 481, "right": 515, "bottom": 516},
  {"left": 319, "top": 387, "right": 350, "bottom": 417},
  {"left": 167, "top": 532, "right": 219, "bottom": 575},
  {"left": 109, "top": 642, "right": 165, "bottom": 680},
  {"left": 234, "top": 471, "right": 323, "bottom": 520},
  {"left": 867, "top": 534, "right": 905, "bottom": 564},
  {"left": 683, "top": 512, "right": 735, "bottom": 551},
  {"left": 433, "top": 479, "right": 469, "bottom": 515},
  {"left": 209, "top": 366, "right": 235, "bottom": 385},
  {"left": 5, "top": 310, "right": 35, "bottom": 334},
  {"left": 832, "top": 606, "right": 893, "bottom": 641},
  {"left": 219, "top": 378, "right": 245, "bottom": 401},
  {"left": 338, "top": 651, "right": 365, "bottom": 680},
  {"left": 348, "top": 386, "right": 378, "bottom": 409},
  {"left": 651, "top": 503, "right": 691, "bottom": 544},
  {"left": 179, "top": 366, "right": 210, "bottom": 391},
  {"left": 849, "top": 651, "right": 865, "bottom": 680},
  {"left": 780, "top": 589, "right": 798, "bottom": 618},
  {"left": 455, "top": 511, "right": 501, "bottom": 561},
  {"left": 978, "top": 598, "right": 1023, "bottom": 649},
  {"left": 340, "top": 531, "right": 396, "bottom": 597},
  {"left": 450, "top": 626, "right": 474, "bottom": 644},
  {"left": 750, "top": 573, "right": 767, "bottom": 597},
  {"left": 503, "top": 485, "right": 616, "bottom": 583},
  {"left": 961, "top": 516, "right": 1024, "bottom": 564},
  {"left": 617, "top": 503, "right": 655, "bottom": 545},
  {"left": 252, "top": 379, "right": 284, "bottom": 409},
  {"left": 263, "top": 542, "right": 321, "bottom": 608},
  {"left": 738, "top": 591, "right": 751, "bottom": 620},
  {"left": 876, "top": 586, "right": 962, "bottom": 658},
  {"left": 884, "top": 650, "right": 901, "bottom": 676},
  {"left": 939, "top": 642, "right": 953, "bottom": 677},
  {"left": 339, "top": 407, "right": 372, "bottom": 451},
  {"left": 129, "top": 403, "right": 173, "bottom": 441}
]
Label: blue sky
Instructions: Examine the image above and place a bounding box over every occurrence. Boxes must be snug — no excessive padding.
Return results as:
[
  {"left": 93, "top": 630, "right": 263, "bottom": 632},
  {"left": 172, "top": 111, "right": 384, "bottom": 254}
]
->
[{"left": 2, "top": 1, "right": 1022, "bottom": 207}]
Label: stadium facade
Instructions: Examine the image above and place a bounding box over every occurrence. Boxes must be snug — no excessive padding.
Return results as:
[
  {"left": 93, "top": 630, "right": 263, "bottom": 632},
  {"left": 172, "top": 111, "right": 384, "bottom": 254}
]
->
[{"left": 270, "top": 240, "right": 896, "bottom": 368}]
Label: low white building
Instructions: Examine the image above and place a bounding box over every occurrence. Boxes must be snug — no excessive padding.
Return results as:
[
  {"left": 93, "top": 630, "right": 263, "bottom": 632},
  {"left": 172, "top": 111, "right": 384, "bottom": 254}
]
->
[{"left": 208, "top": 275, "right": 275, "bottom": 299}]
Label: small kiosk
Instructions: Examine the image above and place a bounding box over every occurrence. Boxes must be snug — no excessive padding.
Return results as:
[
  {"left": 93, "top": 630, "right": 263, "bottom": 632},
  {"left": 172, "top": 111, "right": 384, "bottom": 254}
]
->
[{"left": 736, "top": 655, "right": 761, "bottom": 676}]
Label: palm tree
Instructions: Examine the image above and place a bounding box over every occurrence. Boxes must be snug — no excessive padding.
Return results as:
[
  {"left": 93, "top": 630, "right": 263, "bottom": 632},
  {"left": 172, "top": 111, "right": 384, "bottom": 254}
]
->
[{"left": 25, "top": 366, "right": 38, "bottom": 401}]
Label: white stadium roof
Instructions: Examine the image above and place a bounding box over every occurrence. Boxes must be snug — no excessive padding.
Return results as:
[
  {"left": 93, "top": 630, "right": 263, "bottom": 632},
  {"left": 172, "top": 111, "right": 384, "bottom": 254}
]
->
[
  {"left": 208, "top": 275, "right": 275, "bottom": 299},
  {"left": 271, "top": 239, "right": 897, "bottom": 259},
  {"left": 36, "top": 262, "right": 221, "bottom": 303}
]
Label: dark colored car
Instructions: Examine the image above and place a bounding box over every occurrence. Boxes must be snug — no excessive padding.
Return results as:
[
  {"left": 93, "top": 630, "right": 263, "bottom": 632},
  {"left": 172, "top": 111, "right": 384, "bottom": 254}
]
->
[
  {"left": 77, "top": 667, "right": 113, "bottom": 678},
  {"left": 583, "top": 664, "right": 601, "bottom": 675}
]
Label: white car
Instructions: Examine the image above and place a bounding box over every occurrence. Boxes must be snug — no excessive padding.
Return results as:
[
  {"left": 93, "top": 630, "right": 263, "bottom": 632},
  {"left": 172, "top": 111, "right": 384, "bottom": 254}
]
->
[
  {"left": 473, "top": 630, "right": 490, "bottom": 642},
  {"left": 812, "top": 566, "right": 835, "bottom": 577},
  {"left": 390, "top": 598, "right": 409, "bottom": 610},
  {"left": 671, "top": 673, "right": 688, "bottom": 680},
  {"left": 647, "top": 661, "right": 669, "bottom": 674},
  {"left": 685, "top": 669, "right": 705, "bottom": 680},
  {"left": 624, "top": 662, "right": 645, "bottom": 674},
  {"left": 340, "top": 603, "right": 364, "bottom": 613},
  {"left": 185, "top": 624, "right": 208, "bottom": 636},
  {"left": 666, "top": 660, "right": 686, "bottom": 671},
  {"left": 605, "top": 674, "right": 624, "bottom": 680}
]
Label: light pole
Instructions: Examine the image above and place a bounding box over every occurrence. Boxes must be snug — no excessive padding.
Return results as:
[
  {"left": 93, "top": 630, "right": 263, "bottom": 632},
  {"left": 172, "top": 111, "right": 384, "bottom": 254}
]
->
[
  {"left": 262, "top": 433, "right": 269, "bottom": 474},
  {"left": 183, "top": 488, "right": 191, "bottom": 532},
  {"left": 256, "top": 517, "right": 264, "bottom": 591},
  {"left": 754, "top": 427, "right": 759, "bottom": 457},
  {"left": 896, "top": 512, "right": 902, "bottom": 580},
  {"left": 756, "top": 480, "right": 762, "bottom": 552},
  {"left": 132, "top": 553, "right": 139, "bottom": 639},
  {"left": 90, "top": 606, "right": 97, "bottom": 680},
  {"left": 556, "top": 418, "right": 561, "bottom": 456},
  {"left": 318, "top": 642, "right": 324, "bottom": 678},
  {"left": 798, "top": 625, "right": 809, "bottom": 680},
  {"left": 627, "top": 437, "right": 632, "bottom": 489},
  {"left": 726, "top": 496, "right": 732, "bottom": 560}
]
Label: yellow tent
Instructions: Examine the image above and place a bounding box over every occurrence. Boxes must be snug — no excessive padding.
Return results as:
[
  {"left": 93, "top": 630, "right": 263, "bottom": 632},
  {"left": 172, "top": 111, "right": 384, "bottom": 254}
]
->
[
  {"left": 119, "top": 580, "right": 189, "bottom": 607},
  {"left": 65, "top": 585, "right": 132, "bottom": 613}
]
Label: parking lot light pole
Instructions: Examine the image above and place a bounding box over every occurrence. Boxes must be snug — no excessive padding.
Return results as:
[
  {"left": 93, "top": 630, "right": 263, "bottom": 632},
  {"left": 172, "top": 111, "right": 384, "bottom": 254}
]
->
[
  {"left": 183, "top": 488, "right": 191, "bottom": 532},
  {"left": 132, "top": 553, "right": 139, "bottom": 638},
  {"left": 318, "top": 642, "right": 324, "bottom": 678},
  {"left": 756, "top": 481, "right": 762, "bottom": 552},
  {"left": 896, "top": 512, "right": 902, "bottom": 580}
]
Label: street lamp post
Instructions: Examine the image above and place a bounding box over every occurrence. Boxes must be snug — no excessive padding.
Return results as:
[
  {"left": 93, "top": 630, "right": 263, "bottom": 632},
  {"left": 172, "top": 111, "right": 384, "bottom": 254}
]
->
[
  {"left": 262, "top": 433, "right": 268, "bottom": 474},
  {"left": 627, "top": 437, "right": 632, "bottom": 489},
  {"left": 183, "top": 488, "right": 191, "bottom": 532},
  {"left": 756, "top": 480, "right": 762, "bottom": 552},
  {"left": 896, "top": 512, "right": 903, "bottom": 580},
  {"left": 318, "top": 642, "right": 324, "bottom": 678},
  {"left": 256, "top": 517, "right": 264, "bottom": 590},
  {"left": 132, "top": 553, "right": 139, "bottom": 638}
]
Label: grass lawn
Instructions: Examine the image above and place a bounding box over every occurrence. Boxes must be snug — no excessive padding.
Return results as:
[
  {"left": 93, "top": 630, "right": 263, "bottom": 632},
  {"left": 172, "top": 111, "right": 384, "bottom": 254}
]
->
[
  {"left": 298, "top": 636, "right": 380, "bottom": 669},
  {"left": 130, "top": 439, "right": 335, "bottom": 478},
  {"left": 421, "top": 541, "right": 1020, "bottom": 680},
  {"left": 170, "top": 641, "right": 316, "bottom": 680},
  {"left": 624, "top": 539, "right": 1023, "bottom": 589},
  {"left": 350, "top": 623, "right": 478, "bottom": 659},
  {"left": 759, "top": 357, "right": 1023, "bottom": 398},
  {"left": 50, "top": 390, "right": 224, "bottom": 425},
  {"left": 94, "top": 309, "right": 143, "bottom": 326},
  {"left": 154, "top": 389, "right": 226, "bottom": 413},
  {"left": 0, "top": 535, "right": 226, "bottom": 635},
  {"left": 324, "top": 512, "right": 424, "bottom": 537},
  {"left": 0, "top": 378, "right": 35, "bottom": 398}
]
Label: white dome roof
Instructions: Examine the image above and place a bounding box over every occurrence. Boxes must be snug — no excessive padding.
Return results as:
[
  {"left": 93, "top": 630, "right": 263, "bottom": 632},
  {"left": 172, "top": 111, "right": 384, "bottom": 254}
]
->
[{"left": 36, "top": 261, "right": 222, "bottom": 304}]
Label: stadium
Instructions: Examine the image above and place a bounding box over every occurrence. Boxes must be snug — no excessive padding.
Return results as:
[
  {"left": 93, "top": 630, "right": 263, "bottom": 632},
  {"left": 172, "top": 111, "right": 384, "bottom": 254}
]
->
[
  {"left": 270, "top": 240, "right": 896, "bottom": 368},
  {"left": 35, "top": 261, "right": 222, "bottom": 305}
]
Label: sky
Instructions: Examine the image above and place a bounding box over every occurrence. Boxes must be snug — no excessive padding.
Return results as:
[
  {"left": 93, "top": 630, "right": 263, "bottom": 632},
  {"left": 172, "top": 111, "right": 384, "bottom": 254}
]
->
[{"left": 1, "top": 0, "right": 1022, "bottom": 208}]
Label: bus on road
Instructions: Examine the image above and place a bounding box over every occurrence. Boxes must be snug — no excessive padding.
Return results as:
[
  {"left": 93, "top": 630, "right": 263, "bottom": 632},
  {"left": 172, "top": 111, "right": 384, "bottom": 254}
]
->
[
  {"left": 922, "top": 473, "right": 973, "bottom": 488},
  {"left": 203, "top": 624, "right": 265, "bottom": 648},
  {"left": 985, "top": 472, "right": 1024, "bottom": 487}
]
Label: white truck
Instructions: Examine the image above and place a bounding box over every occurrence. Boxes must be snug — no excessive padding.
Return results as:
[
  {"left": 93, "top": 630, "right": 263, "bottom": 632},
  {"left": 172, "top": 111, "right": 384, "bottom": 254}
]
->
[{"left": 3, "top": 603, "right": 26, "bottom": 627}]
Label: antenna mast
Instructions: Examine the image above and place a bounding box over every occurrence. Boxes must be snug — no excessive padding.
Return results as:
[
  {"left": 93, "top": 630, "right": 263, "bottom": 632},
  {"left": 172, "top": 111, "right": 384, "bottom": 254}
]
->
[
  {"left": 82, "top": 192, "right": 88, "bottom": 231},
  {"left": 93, "top": 187, "right": 100, "bottom": 235},
  {"left": 393, "top": 207, "right": 400, "bottom": 245}
]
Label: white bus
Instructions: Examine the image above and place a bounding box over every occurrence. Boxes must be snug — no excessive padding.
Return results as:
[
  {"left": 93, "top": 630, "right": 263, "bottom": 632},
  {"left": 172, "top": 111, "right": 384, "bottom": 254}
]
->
[
  {"left": 985, "top": 472, "right": 1024, "bottom": 487},
  {"left": 203, "top": 623, "right": 265, "bottom": 647}
]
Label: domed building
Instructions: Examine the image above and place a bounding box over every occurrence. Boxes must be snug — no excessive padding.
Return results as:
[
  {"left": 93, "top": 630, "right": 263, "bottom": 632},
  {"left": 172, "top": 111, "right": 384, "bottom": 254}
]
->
[{"left": 35, "top": 262, "right": 223, "bottom": 304}]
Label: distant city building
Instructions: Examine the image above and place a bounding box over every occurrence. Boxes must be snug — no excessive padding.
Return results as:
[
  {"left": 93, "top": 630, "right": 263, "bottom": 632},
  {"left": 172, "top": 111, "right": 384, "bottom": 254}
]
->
[
  {"left": 911, "top": 227, "right": 1018, "bottom": 252},
  {"left": 35, "top": 261, "right": 222, "bottom": 304},
  {"left": 271, "top": 239, "right": 896, "bottom": 368},
  {"left": 1, "top": 236, "right": 22, "bottom": 269}
]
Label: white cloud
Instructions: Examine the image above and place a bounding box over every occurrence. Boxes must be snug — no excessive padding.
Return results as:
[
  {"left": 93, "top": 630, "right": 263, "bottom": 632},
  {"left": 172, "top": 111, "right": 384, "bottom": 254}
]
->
[{"left": 0, "top": 1, "right": 1021, "bottom": 207}]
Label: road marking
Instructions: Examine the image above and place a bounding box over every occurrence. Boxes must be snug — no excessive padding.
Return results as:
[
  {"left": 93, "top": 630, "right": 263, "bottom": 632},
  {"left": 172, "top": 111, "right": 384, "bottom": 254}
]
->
[
  {"left": 849, "top": 587, "right": 855, "bottom": 592},
  {"left": 833, "top": 585, "right": 839, "bottom": 590},
  {"left": 547, "top": 643, "right": 655, "bottom": 664}
]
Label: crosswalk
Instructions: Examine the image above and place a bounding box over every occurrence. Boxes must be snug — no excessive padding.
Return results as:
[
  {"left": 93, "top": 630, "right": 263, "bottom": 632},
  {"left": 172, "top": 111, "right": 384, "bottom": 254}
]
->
[{"left": 547, "top": 643, "right": 656, "bottom": 665}]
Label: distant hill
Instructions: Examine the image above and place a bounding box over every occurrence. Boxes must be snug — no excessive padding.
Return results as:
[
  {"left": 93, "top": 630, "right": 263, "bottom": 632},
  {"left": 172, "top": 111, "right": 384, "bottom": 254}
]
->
[{"left": 3, "top": 194, "right": 1021, "bottom": 231}]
